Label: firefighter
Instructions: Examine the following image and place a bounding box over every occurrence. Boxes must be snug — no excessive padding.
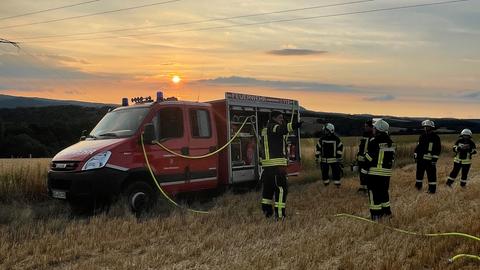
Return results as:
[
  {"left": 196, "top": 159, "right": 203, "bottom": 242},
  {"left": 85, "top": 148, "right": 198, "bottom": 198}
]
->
[
  {"left": 362, "top": 119, "right": 395, "bottom": 221},
  {"left": 315, "top": 123, "right": 343, "bottom": 187},
  {"left": 414, "top": 120, "right": 441, "bottom": 194},
  {"left": 260, "top": 110, "right": 302, "bottom": 220},
  {"left": 356, "top": 120, "right": 374, "bottom": 193},
  {"left": 446, "top": 129, "right": 477, "bottom": 188}
]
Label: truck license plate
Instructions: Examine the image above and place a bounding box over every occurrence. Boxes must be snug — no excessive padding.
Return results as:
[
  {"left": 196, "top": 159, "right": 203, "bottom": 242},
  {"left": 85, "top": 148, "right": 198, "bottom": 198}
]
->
[{"left": 52, "top": 190, "right": 67, "bottom": 199}]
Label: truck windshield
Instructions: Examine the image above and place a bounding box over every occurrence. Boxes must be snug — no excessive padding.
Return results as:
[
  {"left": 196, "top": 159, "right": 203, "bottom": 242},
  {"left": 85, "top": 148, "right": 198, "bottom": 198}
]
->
[{"left": 89, "top": 107, "right": 149, "bottom": 139}]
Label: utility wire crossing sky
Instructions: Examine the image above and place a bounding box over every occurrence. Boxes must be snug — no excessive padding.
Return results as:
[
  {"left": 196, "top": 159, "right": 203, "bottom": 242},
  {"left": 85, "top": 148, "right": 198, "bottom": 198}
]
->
[{"left": 0, "top": 0, "right": 479, "bottom": 118}]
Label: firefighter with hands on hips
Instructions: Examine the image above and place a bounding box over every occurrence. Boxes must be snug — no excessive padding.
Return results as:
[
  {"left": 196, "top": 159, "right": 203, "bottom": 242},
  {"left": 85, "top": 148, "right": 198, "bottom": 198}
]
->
[
  {"left": 260, "top": 110, "right": 302, "bottom": 220},
  {"left": 355, "top": 120, "right": 374, "bottom": 193},
  {"left": 315, "top": 123, "right": 344, "bottom": 187},
  {"left": 361, "top": 119, "right": 396, "bottom": 221},
  {"left": 414, "top": 120, "right": 441, "bottom": 194},
  {"left": 446, "top": 129, "right": 477, "bottom": 188}
]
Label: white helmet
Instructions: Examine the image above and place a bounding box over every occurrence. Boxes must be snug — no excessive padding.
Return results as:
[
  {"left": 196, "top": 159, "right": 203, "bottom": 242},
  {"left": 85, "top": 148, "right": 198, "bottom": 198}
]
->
[
  {"left": 421, "top": 120, "right": 435, "bottom": 128},
  {"left": 373, "top": 119, "right": 389, "bottom": 133},
  {"left": 325, "top": 123, "right": 335, "bottom": 133},
  {"left": 461, "top": 129, "right": 472, "bottom": 137}
]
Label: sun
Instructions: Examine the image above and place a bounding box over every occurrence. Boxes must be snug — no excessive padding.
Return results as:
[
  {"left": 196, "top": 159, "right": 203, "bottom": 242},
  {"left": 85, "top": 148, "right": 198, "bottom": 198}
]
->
[{"left": 172, "top": 75, "right": 181, "bottom": 84}]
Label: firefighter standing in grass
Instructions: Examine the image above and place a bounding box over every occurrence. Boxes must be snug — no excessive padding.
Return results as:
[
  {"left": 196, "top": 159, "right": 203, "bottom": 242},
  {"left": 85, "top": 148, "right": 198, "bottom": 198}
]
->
[
  {"left": 315, "top": 123, "right": 344, "bottom": 187},
  {"left": 446, "top": 129, "right": 477, "bottom": 188},
  {"left": 362, "top": 119, "right": 395, "bottom": 220},
  {"left": 260, "top": 110, "right": 302, "bottom": 220},
  {"left": 414, "top": 120, "right": 441, "bottom": 194},
  {"left": 356, "top": 120, "right": 374, "bottom": 193}
]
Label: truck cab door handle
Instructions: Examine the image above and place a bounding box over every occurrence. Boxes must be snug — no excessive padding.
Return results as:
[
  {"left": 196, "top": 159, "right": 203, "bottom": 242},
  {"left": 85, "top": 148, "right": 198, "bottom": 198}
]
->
[{"left": 181, "top": 147, "right": 189, "bottom": 155}]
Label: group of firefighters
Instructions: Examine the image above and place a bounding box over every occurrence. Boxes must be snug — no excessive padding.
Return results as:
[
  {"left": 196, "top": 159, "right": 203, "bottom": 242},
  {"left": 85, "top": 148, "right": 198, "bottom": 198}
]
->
[{"left": 259, "top": 111, "right": 477, "bottom": 221}]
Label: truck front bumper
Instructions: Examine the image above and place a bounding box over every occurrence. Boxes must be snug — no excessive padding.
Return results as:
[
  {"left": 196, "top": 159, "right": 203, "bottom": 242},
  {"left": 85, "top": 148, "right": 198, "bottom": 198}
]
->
[{"left": 47, "top": 167, "right": 128, "bottom": 204}]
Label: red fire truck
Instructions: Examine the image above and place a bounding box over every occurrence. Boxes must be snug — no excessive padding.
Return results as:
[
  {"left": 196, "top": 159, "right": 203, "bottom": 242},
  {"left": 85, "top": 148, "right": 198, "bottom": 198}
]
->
[{"left": 47, "top": 92, "right": 301, "bottom": 212}]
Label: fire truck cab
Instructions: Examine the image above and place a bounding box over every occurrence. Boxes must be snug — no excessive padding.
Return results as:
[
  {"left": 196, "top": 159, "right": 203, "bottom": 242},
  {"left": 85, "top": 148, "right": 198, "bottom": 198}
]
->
[{"left": 47, "top": 92, "right": 301, "bottom": 212}]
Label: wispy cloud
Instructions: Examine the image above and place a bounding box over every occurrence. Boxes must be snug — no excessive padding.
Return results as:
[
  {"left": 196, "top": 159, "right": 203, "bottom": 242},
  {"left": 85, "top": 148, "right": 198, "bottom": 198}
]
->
[
  {"left": 0, "top": 53, "right": 130, "bottom": 81},
  {"left": 460, "top": 91, "right": 480, "bottom": 99},
  {"left": 364, "top": 94, "right": 395, "bottom": 101},
  {"left": 196, "top": 76, "right": 358, "bottom": 93},
  {"left": 267, "top": 48, "right": 327, "bottom": 56},
  {"left": 40, "top": 54, "right": 90, "bottom": 64}
]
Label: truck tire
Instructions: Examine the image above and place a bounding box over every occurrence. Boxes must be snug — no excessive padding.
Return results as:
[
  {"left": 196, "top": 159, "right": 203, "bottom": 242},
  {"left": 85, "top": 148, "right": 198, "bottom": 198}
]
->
[{"left": 124, "top": 181, "right": 158, "bottom": 214}]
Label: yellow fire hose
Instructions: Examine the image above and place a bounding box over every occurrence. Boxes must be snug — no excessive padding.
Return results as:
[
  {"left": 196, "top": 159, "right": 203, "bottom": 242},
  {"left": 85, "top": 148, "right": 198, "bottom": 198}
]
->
[
  {"left": 140, "top": 107, "right": 298, "bottom": 213},
  {"left": 140, "top": 105, "right": 477, "bottom": 264},
  {"left": 154, "top": 115, "right": 255, "bottom": 159},
  {"left": 335, "top": 213, "right": 480, "bottom": 263},
  {"left": 140, "top": 115, "right": 255, "bottom": 214}
]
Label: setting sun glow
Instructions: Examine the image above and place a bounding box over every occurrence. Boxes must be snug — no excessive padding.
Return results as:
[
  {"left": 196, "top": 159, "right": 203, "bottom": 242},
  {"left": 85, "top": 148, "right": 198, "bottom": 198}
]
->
[{"left": 172, "top": 75, "right": 181, "bottom": 84}]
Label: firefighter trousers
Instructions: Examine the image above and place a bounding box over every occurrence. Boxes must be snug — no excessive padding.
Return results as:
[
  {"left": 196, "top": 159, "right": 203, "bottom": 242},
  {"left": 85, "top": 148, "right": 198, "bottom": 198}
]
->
[
  {"left": 415, "top": 160, "right": 437, "bottom": 193},
  {"left": 447, "top": 163, "right": 471, "bottom": 187},
  {"left": 367, "top": 174, "right": 391, "bottom": 220},
  {"left": 261, "top": 166, "right": 288, "bottom": 219},
  {"left": 320, "top": 162, "right": 341, "bottom": 186},
  {"left": 358, "top": 161, "right": 368, "bottom": 189}
]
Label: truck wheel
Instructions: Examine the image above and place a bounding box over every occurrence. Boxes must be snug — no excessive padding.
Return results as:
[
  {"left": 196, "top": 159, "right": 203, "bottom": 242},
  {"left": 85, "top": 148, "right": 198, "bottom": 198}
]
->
[{"left": 124, "top": 181, "right": 158, "bottom": 213}]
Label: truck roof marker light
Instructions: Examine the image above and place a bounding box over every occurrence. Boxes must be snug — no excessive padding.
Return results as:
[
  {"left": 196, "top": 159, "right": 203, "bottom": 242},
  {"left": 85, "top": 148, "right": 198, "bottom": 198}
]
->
[
  {"left": 122, "top": 98, "right": 128, "bottom": 106},
  {"left": 157, "top": 91, "right": 164, "bottom": 102}
]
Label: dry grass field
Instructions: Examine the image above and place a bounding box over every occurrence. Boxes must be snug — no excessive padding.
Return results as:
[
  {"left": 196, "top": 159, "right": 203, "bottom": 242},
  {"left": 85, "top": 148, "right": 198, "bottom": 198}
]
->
[{"left": 0, "top": 135, "right": 479, "bottom": 270}]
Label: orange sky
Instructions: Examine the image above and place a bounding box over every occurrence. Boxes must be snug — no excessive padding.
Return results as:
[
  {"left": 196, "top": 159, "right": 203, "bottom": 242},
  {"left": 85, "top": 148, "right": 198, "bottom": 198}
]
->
[{"left": 1, "top": 0, "right": 479, "bottom": 118}]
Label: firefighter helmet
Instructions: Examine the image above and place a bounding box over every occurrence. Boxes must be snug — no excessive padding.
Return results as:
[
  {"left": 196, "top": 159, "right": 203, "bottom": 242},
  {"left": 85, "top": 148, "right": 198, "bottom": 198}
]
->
[
  {"left": 325, "top": 123, "right": 335, "bottom": 133},
  {"left": 461, "top": 129, "right": 472, "bottom": 137},
  {"left": 421, "top": 120, "right": 435, "bottom": 128},
  {"left": 373, "top": 119, "right": 389, "bottom": 133}
]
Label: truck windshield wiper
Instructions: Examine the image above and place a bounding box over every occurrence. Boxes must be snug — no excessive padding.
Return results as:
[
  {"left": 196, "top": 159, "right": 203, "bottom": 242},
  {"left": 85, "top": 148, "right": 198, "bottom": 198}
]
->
[
  {"left": 86, "top": 134, "right": 97, "bottom": 139},
  {"left": 98, "top": 132, "right": 118, "bottom": 137}
]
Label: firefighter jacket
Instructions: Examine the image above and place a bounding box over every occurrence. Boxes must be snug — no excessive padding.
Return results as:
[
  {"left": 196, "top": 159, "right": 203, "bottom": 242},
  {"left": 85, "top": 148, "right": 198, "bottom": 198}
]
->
[
  {"left": 453, "top": 137, "right": 477, "bottom": 164},
  {"left": 361, "top": 133, "right": 396, "bottom": 177},
  {"left": 414, "top": 132, "right": 441, "bottom": 162},
  {"left": 261, "top": 120, "right": 296, "bottom": 167},
  {"left": 356, "top": 131, "right": 373, "bottom": 162},
  {"left": 315, "top": 134, "right": 343, "bottom": 164}
]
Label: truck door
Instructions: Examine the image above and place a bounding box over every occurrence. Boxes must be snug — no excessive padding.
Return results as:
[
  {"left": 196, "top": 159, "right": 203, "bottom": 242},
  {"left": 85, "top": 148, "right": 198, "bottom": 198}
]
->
[
  {"left": 186, "top": 107, "right": 218, "bottom": 190},
  {"left": 150, "top": 105, "right": 189, "bottom": 193}
]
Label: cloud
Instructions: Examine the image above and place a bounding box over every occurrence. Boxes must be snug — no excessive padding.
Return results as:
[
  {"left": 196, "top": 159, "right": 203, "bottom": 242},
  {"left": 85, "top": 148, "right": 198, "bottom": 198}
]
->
[
  {"left": 460, "top": 91, "right": 480, "bottom": 99},
  {"left": 196, "top": 76, "right": 358, "bottom": 93},
  {"left": 0, "top": 53, "right": 130, "bottom": 82},
  {"left": 41, "top": 54, "right": 90, "bottom": 64},
  {"left": 267, "top": 48, "right": 327, "bottom": 56},
  {"left": 364, "top": 94, "right": 395, "bottom": 101}
]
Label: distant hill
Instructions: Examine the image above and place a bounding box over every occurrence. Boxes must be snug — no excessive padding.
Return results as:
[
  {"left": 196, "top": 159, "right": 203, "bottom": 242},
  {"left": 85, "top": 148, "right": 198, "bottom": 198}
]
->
[
  {"left": 0, "top": 94, "right": 113, "bottom": 108},
  {"left": 300, "top": 109, "right": 480, "bottom": 137},
  {"left": 0, "top": 95, "right": 479, "bottom": 157}
]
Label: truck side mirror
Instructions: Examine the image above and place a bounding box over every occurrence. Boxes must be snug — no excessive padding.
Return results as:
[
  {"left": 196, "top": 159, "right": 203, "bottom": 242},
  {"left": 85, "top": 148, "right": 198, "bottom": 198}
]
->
[
  {"left": 143, "top": 123, "right": 155, "bottom": 144},
  {"left": 79, "top": 130, "right": 87, "bottom": 141}
]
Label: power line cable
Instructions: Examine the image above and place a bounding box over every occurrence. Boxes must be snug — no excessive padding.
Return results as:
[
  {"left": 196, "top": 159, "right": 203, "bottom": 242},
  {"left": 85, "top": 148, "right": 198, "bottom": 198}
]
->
[
  {"left": 0, "top": 0, "right": 101, "bottom": 21},
  {"left": 0, "top": 38, "right": 20, "bottom": 49},
  {"left": 20, "top": 0, "right": 471, "bottom": 44},
  {"left": 17, "top": 0, "right": 375, "bottom": 40},
  {"left": 0, "top": 0, "right": 182, "bottom": 30}
]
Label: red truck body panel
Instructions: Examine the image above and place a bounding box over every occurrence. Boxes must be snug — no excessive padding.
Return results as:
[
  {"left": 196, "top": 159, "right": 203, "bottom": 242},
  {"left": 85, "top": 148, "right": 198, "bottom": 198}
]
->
[{"left": 48, "top": 92, "right": 301, "bottom": 202}]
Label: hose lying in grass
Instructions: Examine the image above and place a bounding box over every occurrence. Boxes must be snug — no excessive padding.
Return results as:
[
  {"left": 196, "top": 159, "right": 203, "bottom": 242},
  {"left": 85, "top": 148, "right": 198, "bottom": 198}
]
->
[{"left": 335, "top": 213, "right": 480, "bottom": 263}]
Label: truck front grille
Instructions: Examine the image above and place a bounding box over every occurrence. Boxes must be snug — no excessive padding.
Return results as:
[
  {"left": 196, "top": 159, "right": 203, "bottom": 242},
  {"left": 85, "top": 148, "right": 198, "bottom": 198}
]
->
[{"left": 51, "top": 161, "right": 79, "bottom": 171}]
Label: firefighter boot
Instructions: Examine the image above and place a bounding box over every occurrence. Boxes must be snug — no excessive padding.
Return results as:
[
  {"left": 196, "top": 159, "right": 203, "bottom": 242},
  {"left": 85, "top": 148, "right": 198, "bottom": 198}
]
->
[
  {"left": 415, "top": 180, "right": 422, "bottom": 191},
  {"left": 446, "top": 177, "right": 454, "bottom": 187}
]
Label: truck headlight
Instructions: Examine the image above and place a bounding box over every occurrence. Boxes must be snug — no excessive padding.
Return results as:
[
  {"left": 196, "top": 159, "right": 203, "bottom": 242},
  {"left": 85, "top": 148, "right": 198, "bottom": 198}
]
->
[{"left": 82, "top": 151, "right": 111, "bottom": 171}]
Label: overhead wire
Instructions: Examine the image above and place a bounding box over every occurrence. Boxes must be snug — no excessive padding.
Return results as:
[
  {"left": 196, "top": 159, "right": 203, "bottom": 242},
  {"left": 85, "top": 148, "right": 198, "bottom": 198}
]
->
[
  {"left": 0, "top": 0, "right": 101, "bottom": 21},
  {"left": 0, "top": 0, "right": 182, "bottom": 30},
  {"left": 15, "top": 0, "right": 375, "bottom": 40},
  {"left": 17, "top": 0, "right": 472, "bottom": 44}
]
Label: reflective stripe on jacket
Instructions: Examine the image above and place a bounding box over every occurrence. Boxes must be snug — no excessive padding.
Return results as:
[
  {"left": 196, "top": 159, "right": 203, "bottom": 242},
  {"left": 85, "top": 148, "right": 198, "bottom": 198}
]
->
[
  {"left": 261, "top": 121, "right": 294, "bottom": 167},
  {"left": 362, "top": 133, "right": 396, "bottom": 177}
]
